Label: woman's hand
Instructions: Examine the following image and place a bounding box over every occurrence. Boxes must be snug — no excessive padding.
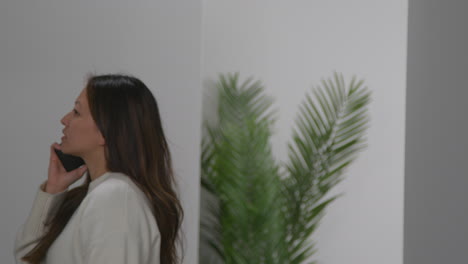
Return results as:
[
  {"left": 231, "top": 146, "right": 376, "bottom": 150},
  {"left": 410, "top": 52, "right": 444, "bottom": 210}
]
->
[{"left": 45, "top": 142, "right": 88, "bottom": 194}]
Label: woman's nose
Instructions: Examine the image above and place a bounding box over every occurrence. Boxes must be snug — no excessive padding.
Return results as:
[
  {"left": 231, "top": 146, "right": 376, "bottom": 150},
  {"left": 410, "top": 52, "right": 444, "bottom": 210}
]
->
[{"left": 60, "top": 112, "right": 70, "bottom": 126}]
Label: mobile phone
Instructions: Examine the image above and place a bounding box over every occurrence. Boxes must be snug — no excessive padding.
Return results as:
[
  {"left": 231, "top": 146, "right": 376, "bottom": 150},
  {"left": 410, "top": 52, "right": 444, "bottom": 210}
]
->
[{"left": 53, "top": 148, "right": 85, "bottom": 172}]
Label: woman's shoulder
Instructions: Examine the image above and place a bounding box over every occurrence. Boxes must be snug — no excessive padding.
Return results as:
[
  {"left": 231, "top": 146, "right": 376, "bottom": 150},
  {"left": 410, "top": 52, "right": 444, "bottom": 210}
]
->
[
  {"left": 88, "top": 172, "right": 132, "bottom": 194},
  {"left": 82, "top": 172, "right": 154, "bottom": 219}
]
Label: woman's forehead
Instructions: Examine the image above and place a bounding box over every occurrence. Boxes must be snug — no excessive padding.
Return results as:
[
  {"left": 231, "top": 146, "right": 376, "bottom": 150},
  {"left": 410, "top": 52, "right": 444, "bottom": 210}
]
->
[{"left": 75, "top": 89, "right": 87, "bottom": 107}]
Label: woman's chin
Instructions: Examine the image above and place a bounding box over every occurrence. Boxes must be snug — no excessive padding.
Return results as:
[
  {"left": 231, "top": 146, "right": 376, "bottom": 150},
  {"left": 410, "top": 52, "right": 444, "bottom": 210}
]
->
[{"left": 60, "top": 141, "right": 70, "bottom": 153}]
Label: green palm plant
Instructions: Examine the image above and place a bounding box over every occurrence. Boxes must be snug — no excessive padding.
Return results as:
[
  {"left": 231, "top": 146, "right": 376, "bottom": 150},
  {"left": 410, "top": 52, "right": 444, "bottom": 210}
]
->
[{"left": 200, "top": 72, "right": 371, "bottom": 264}]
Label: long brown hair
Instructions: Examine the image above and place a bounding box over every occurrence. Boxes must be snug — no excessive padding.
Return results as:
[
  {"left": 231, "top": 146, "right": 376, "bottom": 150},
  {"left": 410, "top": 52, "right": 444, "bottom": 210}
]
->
[{"left": 22, "top": 74, "right": 184, "bottom": 264}]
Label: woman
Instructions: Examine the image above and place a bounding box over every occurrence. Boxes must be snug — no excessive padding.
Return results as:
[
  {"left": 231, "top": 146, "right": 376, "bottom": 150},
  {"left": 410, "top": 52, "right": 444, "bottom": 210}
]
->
[{"left": 14, "top": 74, "right": 184, "bottom": 264}]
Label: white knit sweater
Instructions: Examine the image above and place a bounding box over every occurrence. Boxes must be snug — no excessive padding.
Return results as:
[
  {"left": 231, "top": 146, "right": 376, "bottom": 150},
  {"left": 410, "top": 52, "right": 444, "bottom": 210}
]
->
[{"left": 14, "top": 171, "right": 161, "bottom": 264}]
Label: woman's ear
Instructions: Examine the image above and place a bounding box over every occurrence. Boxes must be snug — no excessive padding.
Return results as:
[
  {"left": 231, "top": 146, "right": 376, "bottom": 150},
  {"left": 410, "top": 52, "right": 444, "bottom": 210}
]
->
[
  {"left": 97, "top": 131, "right": 106, "bottom": 146},
  {"left": 99, "top": 137, "right": 105, "bottom": 146}
]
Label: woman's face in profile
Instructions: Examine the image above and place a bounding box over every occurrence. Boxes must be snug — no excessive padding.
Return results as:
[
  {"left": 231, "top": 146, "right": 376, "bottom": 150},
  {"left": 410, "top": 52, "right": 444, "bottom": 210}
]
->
[{"left": 60, "top": 87, "right": 105, "bottom": 157}]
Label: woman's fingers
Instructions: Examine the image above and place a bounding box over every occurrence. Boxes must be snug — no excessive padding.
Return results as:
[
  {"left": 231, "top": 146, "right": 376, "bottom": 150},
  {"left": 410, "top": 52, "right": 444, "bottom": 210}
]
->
[
  {"left": 67, "top": 164, "right": 88, "bottom": 184},
  {"left": 50, "top": 143, "right": 65, "bottom": 171},
  {"left": 50, "top": 143, "right": 57, "bottom": 162}
]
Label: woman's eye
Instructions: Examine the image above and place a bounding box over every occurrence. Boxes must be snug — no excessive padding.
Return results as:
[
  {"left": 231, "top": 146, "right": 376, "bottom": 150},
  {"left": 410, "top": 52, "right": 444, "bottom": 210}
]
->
[{"left": 73, "top": 109, "right": 79, "bottom": 115}]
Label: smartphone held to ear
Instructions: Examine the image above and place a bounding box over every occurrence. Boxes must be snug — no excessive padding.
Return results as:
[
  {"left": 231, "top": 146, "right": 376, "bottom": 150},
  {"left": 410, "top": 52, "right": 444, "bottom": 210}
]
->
[{"left": 54, "top": 148, "right": 85, "bottom": 172}]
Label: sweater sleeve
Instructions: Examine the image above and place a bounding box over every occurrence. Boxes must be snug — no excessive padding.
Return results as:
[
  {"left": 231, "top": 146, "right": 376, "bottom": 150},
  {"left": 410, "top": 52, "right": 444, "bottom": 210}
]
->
[{"left": 14, "top": 180, "right": 68, "bottom": 263}]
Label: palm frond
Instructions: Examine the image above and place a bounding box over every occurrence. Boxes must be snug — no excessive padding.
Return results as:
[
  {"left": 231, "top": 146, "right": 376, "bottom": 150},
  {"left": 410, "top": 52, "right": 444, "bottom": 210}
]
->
[
  {"left": 282, "top": 72, "right": 371, "bottom": 262},
  {"left": 200, "top": 73, "right": 287, "bottom": 264}
]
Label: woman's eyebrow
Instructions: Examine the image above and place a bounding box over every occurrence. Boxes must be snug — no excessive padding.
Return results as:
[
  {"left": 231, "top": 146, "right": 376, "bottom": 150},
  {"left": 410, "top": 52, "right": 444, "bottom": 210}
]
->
[{"left": 75, "top": 101, "right": 81, "bottom": 106}]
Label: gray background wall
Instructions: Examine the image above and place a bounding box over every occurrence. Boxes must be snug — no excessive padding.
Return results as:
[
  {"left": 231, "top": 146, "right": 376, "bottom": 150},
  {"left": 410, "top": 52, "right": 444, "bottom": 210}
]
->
[
  {"left": 404, "top": 0, "right": 468, "bottom": 263},
  {"left": 0, "top": 1, "right": 202, "bottom": 263}
]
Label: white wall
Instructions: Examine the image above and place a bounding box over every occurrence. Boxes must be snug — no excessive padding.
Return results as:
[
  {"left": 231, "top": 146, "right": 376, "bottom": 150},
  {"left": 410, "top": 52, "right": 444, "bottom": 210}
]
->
[
  {"left": 202, "top": 1, "right": 408, "bottom": 263},
  {"left": 0, "top": 1, "right": 202, "bottom": 263}
]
